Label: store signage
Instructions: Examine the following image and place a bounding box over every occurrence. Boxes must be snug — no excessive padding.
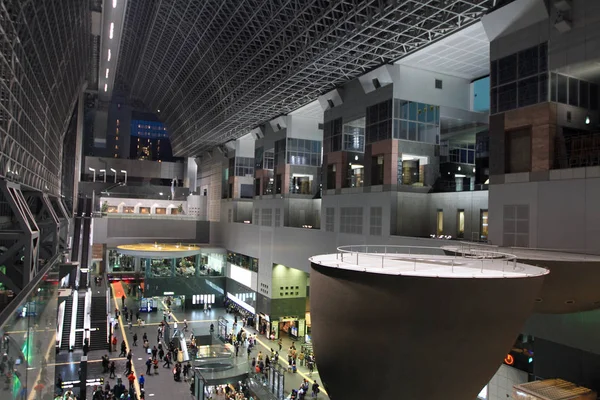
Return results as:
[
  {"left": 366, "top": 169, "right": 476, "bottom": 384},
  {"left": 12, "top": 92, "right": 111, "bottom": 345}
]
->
[
  {"left": 504, "top": 354, "right": 514, "bottom": 366},
  {"left": 163, "top": 291, "right": 174, "bottom": 295}
]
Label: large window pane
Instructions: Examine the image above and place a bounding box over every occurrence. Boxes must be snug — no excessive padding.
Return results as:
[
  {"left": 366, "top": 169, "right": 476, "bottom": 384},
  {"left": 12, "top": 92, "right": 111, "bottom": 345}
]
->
[
  {"left": 557, "top": 74, "right": 568, "bottom": 104},
  {"left": 518, "top": 46, "right": 538, "bottom": 78},
  {"left": 568, "top": 77, "right": 579, "bottom": 106},
  {"left": 499, "top": 54, "right": 517, "bottom": 85},
  {"left": 590, "top": 83, "right": 598, "bottom": 110},
  {"left": 550, "top": 73, "right": 557, "bottom": 102},
  {"left": 580, "top": 80, "right": 589, "bottom": 109},
  {"left": 518, "top": 76, "right": 539, "bottom": 108},
  {"left": 498, "top": 83, "right": 517, "bottom": 112}
]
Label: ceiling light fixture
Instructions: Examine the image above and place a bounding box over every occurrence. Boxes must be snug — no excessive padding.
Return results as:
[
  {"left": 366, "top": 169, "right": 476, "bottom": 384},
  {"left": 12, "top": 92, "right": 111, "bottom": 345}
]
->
[
  {"left": 585, "top": 115, "right": 590, "bottom": 125},
  {"left": 104, "top": 83, "right": 108, "bottom": 92},
  {"left": 105, "top": 68, "right": 109, "bottom": 79},
  {"left": 109, "top": 22, "right": 114, "bottom": 39},
  {"left": 113, "top": 0, "right": 117, "bottom": 8},
  {"left": 107, "top": 49, "right": 111, "bottom": 61}
]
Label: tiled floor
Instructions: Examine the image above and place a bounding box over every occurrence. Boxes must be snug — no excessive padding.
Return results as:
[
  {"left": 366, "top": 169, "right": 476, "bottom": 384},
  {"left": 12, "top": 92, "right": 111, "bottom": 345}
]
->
[
  {"left": 49, "top": 284, "right": 329, "bottom": 400},
  {"left": 113, "top": 287, "right": 329, "bottom": 399}
]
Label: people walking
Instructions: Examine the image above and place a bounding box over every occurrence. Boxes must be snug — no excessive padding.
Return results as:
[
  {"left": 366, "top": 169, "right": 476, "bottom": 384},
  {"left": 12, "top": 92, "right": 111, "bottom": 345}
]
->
[
  {"left": 109, "top": 361, "right": 116, "bottom": 379},
  {"left": 146, "top": 357, "right": 152, "bottom": 375},
  {"left": 311, "top": 381, "right": 320, "bottom": 398},
  {"left": 133, "top": 333, "right": 138, "bottom": 346}
]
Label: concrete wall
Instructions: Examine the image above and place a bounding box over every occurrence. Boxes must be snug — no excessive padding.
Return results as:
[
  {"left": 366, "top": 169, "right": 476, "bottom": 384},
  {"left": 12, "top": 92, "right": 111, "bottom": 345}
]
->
[
  {"left": 524, "top": 310, "right": 600, "bottom": 356},
  {"left": 488, "top": 171, "right": 600, "bottom": 252},
  {"left": 429, "top": 191, "right": 489, "bottom": 240},
  {"left": 286, "top": 115, "right": 322, "bottom": 140},
  {"left": 395, "top": 65, "right": 471, "bottom": 110},
  {"left": 93, "top": 218, "right": 210, "bottom": 246},
  {"left": 85, "top": 156, "right": 184, "bottom": 181},
  {"left": 271, "top": 263, "right": 308, "bottom": 300}
]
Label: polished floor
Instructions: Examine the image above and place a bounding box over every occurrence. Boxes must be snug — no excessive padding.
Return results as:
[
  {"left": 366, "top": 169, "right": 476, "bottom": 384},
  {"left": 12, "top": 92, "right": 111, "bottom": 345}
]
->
[{"left": 52, "top": 286, "right": 328, "bottom": 400}]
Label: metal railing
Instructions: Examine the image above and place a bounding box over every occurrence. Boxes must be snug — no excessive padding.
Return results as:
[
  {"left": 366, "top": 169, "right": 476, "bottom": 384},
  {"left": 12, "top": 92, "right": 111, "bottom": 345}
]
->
[{"left": 328, "top": 245, "right": 522, "bottom": 275}]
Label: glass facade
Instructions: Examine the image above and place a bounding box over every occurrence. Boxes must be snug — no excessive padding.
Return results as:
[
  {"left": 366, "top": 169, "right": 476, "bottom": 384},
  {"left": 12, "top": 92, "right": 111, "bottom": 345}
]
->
[
  {"left": 234, "top": 157, "right": 254, "bottom": 177},
  {"left": 366, "top": 99, "right": 393, "bottom": 143},
  {"left": 0, "top": 264, "right": 59, "bottom": 400},
  {"left": 274, "top": 138, "right": 322, "bottom": 167},
  {"left": 550, "top": 73, "right": 599, "bottom": 111},
  {"left": 142, "top": 253, "right": 225, "bottom": 278},
  {"left": 323, "top": 118, "right": 343, "bottom": 153},
  {"left": 286, "top": 139, "right": 322, "bottom": 166},
  {"left": 227, "top": 251, "right": 258, "bottom": 273},
  {"left": 343, "top": 118, "right": 365, "bottom": 152},
  {"left": 393, "top": 99, "right": 440, "bottom": 144},
  {"left": 490, "top": 42, "right": 548, "bottom": 114}
]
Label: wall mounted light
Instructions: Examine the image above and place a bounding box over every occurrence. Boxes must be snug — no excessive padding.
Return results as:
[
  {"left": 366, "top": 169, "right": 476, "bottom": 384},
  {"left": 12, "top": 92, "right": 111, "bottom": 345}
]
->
[{"left": 585, "top": 115, "right": 591, "bottom": 125}]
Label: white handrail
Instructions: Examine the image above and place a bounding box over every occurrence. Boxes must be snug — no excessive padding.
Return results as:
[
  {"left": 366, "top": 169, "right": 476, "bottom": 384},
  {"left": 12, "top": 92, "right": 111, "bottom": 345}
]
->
[
  {"left": 56, "top": 300, "right": 65, "bottom": 348},
  {"left": 69, "top": 292, "right": 78, "bottom": 350},
  {"left": 84, "top": 289, "right": 92, "bottom": 343}
]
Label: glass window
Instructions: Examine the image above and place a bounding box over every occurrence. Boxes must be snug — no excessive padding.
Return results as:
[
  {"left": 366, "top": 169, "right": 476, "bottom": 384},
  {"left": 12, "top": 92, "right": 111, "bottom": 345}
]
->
[
  {"left": 499, "top": 54, "right": 517, "bottom": 85},
  {"left": 580, "top": 81, "right": 589, "bottom": 109},
  {"left": 557, "top": 74, "right": 568, "bottom": 104},
  {"left": 518, "top": 76, "right": 539, "bottom": 108},
  {"left": 568, "top": 77, "right": 579, "bottom": 106}
]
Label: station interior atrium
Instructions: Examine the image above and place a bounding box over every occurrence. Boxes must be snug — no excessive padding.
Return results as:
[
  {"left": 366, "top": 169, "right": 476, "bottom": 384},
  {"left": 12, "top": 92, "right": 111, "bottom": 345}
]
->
[{"left": 2, "top": 0, "right": 600, "bottom": 399}]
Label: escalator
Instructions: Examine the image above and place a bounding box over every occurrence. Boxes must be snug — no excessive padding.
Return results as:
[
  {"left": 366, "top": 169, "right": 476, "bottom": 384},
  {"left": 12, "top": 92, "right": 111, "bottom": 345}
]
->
[
  {"left": 89, "top": 296, "right": 108, "bottom": 351},
  {"left": 60, "top": 296, "right": 73, "bottom": 350},
  {"left": 80, "top": 198, "right": 92, "bottom": 269},
  {"left": 71, "top": 197, "right": 84, "bottom": 263},
  {"left": 74, "top": 292, "right": 86, "bottom": 348}
]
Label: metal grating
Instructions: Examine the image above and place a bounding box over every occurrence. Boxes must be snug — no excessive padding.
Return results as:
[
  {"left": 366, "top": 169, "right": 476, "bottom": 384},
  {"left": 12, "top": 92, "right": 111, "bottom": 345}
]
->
[
  {"left": 114, "top": 0, "right": 498, "bottom": 157},
  {"left": 0, "top": 0, "right": 90, "bottom": 195},
  {"left": 515, "top": 379, "right": 595, "bottom": 400}
]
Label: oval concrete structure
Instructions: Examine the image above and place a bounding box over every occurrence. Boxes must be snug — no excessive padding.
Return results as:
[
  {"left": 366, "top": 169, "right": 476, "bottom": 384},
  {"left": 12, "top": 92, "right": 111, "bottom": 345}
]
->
[
  {"left": 442, "top": 245, "right": 600, "bottom": 313},
  {"left": 309, "top": 248, "right": 547, "bottom": 400}
]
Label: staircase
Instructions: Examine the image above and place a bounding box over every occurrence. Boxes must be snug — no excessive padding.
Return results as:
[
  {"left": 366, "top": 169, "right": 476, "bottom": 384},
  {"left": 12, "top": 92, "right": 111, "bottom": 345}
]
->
[
  {"left": 89, "top": 296, "right": 108, "bottom": 351},
  {"left": 60, "top": 296, "right": 73, "bottom": 350},
  {"left": 74, "top": 292, "right": 86, "bottom": 348}
]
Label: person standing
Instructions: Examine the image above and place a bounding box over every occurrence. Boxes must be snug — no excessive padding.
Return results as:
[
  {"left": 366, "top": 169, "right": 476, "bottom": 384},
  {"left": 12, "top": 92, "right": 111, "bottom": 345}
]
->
[
  {"left": 133, "top": 333, "right": 138, "bottom": 346},
  {"left": 109, "top": 361, "right": 116, "bottom": 378},
  {"left": 127, "top": 372, "right": 135, "bottom": 393},
  {"left": 121, "top": 295, "right": 125, "bottom": 308},
  {"left": 138, "top": 374, "right": 145, "bottom": 390},
  {"left": 120, "top": 340, "right": 127, "bottom": 357},
  {"left": 146, "top": 357, "right": 152, "bottom": 375}
]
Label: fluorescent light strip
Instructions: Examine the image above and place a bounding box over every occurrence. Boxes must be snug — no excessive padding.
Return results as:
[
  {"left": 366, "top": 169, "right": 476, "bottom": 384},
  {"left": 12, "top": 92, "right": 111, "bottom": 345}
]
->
[
  {"left": 108, "top": 49, "right": 111, "bottom": 61},
  {"left": 109, "top": 22, "right": 114, "bottom": 39},
  {"left": 113, "top": 0, "right": 117, "bottom": 8},
  {"left": 104, "top": 83, "right": 108, "bottom": 92},
  {"left": 105, "top": 68, "right": 109, "bottom": 79}
]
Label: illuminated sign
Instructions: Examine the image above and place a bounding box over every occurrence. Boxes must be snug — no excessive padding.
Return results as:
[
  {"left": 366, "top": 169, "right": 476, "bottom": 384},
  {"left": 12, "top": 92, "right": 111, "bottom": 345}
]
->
[
  {"left": 504, "top": 354, "right": 514, "bottom": 365},
  {"left": 230, "top": 264, "right": 253, "bottom": 289}
]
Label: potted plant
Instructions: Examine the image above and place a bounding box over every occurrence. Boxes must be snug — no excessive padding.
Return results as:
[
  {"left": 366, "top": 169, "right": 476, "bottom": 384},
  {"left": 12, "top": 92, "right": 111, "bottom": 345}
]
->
[
  {"left": 177, "top": 204, "right": 184, "bottom": 214},
  {"left": 101, "top": 201, "right": 109, "bottom": 214}
]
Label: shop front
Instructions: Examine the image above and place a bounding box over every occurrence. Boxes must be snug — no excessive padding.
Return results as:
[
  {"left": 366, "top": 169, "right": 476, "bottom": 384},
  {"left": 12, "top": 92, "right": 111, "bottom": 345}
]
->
[{"left": 225, "top": 279, "right": 257, "bottom": 326}]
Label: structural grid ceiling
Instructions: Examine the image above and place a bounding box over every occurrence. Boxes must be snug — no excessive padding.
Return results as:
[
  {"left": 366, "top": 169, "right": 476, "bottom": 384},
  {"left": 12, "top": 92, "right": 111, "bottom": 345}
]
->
[
  {"left": 116, "top": 0, "right": 496, "bottom": 156},
  {"left": 0, "top": 0, "right": 89, "bottom": 194}
]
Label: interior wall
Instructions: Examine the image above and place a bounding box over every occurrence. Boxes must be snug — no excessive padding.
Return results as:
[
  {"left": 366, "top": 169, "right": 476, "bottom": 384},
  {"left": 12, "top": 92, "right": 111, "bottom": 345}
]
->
[
  {"left": 395, "top": 65, "right": 471, "bottom": 109},
  {"left": 486, "top": 364, "right": 528, "bottom": 400},
  {"left": 271, "top": 263, "right": 308, "bottom": 300},
  {"left": 489, "top": 175, "right": 600, "bottom": 252}
]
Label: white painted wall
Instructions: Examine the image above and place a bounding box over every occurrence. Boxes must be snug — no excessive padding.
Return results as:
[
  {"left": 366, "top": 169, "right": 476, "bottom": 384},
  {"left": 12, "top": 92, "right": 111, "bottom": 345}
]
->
[
  {"left": 227, "top": 263, "right": 258, "bottom": 291},
  {"left": 286, "top": 115, "right": 322, "bottom": 140},
  {"left": 489, "top": 168, "right": 600, "bottom": 253},
  {"left": 99, "top": 196, "right": 187, "bottom": 214},
  {"left": 395, "top": 65, "right": 471, "bottom": 110}
]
